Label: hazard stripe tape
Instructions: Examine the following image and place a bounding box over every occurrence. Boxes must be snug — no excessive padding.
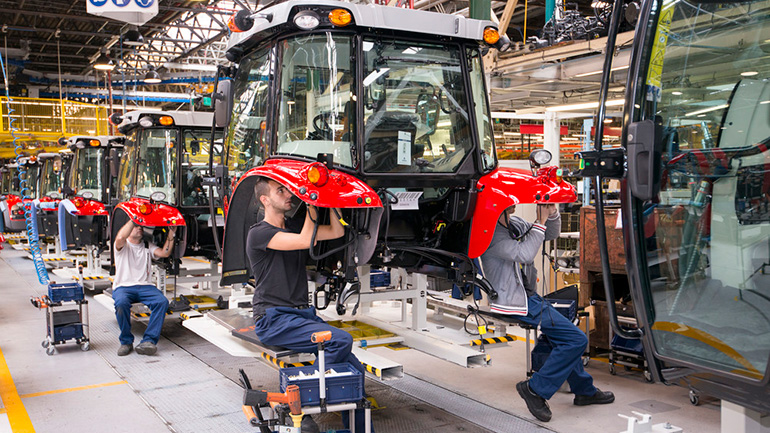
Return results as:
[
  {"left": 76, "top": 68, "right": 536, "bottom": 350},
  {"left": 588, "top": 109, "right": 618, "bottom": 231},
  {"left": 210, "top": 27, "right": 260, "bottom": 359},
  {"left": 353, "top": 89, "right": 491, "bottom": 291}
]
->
[
  {"left": 364, "top": 363, "right": 381, "bottom": 378},
  {"left": 43, "top": 258, "right": 68, "bottom": 261},
  {"left": 260, "top": 352, "right": 315, "bottom": 369},
  {"left": 71, "top": 276, "right": 105, "bottom": 280},
  {"left": 470, "top": 334, "right": 519, "bottom": 346},
  {"left": 131, "top": 310, "right": 173, "bottom": 318}
]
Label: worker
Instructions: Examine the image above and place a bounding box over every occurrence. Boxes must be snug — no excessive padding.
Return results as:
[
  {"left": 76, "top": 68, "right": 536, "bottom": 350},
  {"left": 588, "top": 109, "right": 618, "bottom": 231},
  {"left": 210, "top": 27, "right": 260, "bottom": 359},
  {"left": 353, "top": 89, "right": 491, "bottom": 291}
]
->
[
  {"left": 246, "top": 177, "right": 373, "bottom": 433},
  {"left": 481, "top": 204, "right": 614, "bottom": 422},
  {"left": 112, "top": 219, "right": 176, "bottom": 356}
]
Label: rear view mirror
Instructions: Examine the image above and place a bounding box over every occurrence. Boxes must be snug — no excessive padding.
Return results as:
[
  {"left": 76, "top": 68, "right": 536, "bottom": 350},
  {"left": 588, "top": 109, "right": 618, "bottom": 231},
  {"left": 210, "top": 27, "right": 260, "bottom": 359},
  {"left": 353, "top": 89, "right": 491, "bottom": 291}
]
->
[
  {"left": 214, "top": 80, "right": 234, "bottom": 128},
  {"left": 416, "top": 94, "right": 441, "bottom": 135},
  {"left": 190, "top": 140, "right": 200, "bottom": 156},
  {"left": 109, "top": 148, "right": 120, "bottom": 179}
]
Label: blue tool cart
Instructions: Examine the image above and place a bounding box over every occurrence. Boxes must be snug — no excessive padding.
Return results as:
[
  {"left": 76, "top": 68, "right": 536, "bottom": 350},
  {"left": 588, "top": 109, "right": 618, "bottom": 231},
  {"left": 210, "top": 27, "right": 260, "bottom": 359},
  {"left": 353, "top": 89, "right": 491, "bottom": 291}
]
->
[{"left": 31, "top": 282, "right": 90, "bottom": 355}]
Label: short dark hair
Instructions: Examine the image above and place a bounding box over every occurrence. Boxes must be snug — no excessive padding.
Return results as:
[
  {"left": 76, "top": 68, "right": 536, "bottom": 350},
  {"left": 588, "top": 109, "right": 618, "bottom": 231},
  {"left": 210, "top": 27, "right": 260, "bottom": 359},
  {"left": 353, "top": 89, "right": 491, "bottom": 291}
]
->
[{"left": 254, "top": 177, "right": 271, "bottom": 208}]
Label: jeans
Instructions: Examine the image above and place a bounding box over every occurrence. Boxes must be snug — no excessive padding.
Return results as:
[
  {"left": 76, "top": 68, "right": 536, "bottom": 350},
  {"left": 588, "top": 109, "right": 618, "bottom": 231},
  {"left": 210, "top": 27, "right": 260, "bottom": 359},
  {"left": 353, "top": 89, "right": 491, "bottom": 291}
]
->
[
  {"left": 113, "top": 284, "right": 169, "bottom": 345},
  {"left": 517, "top": 294, "right": 596, "bottom": 399},
  {"left": 255, "top": 306, "right": 373, "bottom": 432}
]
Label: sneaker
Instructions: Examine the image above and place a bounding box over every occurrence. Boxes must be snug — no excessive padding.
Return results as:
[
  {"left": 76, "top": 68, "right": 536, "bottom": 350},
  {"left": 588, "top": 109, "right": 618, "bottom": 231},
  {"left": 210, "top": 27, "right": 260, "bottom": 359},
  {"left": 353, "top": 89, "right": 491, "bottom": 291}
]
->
[
  {"left": 574, "top": 389, "right": 615, "bottom": 406},
  {"left": 300, "top": 415, "right": 320, "bottom": 433},
  {"left": 135, "top": 341, "right": 157, "bottom": 355},
  {"left": 516, "top": 380, "right": 551, "bottom": 422},
  {"left": 117, "top": 344, "right": 133, "bottom": 356}
]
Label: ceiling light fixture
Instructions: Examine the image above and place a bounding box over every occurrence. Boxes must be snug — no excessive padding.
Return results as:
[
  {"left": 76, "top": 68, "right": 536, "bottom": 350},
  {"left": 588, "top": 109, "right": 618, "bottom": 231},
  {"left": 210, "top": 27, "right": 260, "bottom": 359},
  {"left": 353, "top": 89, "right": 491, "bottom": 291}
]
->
[
  {"left": 143, "top": 68, "right": 162, "bottom": 84},
  {"left": 123, "top": 25, "right": 145, "bottom": 46},
  {"left": 740, "top": 71, "right": 759, "bottom": 77},
  {"left": 671, "top": 91, "right": 683, "bottom": 95},
  {"left": 574, "top": 65, "right": 629, "bottom": 78},
  {"left": 545, "top": 99, "right": 625, "bottom": 112},
  {"left": 685, "top": 103, "right": 729, "bottom": 117},
  {"left": 94, "top": 49, "right": 115, "bottom": 71}
]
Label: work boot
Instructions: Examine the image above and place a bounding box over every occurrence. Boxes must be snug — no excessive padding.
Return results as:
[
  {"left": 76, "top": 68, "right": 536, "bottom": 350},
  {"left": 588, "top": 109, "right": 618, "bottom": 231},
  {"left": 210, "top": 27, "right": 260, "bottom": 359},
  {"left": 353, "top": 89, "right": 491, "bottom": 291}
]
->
[
  {"left": 516, "top": 380, "right": 551, "bottom": 422},
  {"left": 135, "top": 341, "right": 157, "bottom": 355},
  {"left": 300, "top": 415, "right": 320, "bottom": 433},
  {"left": 573, "top": 389, "right": 615, "bottom": 406},
  {"left": 117, "top": 344, "right": 133, "bottom": 356}
]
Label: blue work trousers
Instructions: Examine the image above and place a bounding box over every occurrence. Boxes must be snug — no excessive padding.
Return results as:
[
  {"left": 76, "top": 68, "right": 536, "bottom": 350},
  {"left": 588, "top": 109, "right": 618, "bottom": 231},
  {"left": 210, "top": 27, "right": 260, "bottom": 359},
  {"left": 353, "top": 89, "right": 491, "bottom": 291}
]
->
[
  {"left": 113, "top": 284, "right": 169, "bottom": 346},
  {"left": 256, "top": 306, "right": 373, "bottom": 432},
  {"left": 517, "top": 294, "right": 596, "bottom": 400}
]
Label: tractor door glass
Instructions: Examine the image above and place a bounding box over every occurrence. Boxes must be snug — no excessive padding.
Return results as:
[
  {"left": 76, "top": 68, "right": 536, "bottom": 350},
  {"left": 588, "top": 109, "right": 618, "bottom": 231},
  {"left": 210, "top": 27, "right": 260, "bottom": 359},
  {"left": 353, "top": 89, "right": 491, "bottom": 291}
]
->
[
  {"left": 182, "top": 128, "right": 223, "bottom": 207},
  {"left": 71, "top": 148, "right": 104, "bottom": 202},
  {"left": 362, "top": 38, "right": 472, "bottom": 174},
  {"left": 467, "top": 47, "right": 496, "bottom": 172},
  {"left": 8, "top": 168, "right": 19, "bottom": 195},
  {"left": 227, "top": 47, "right": 273, "bottom": 179},
  {"left": 276, "top": 34, "right": 355, "bottom": 168},
  {"left": 633, "top": 0, "right": 770, "bottom": 380},
  {"left": 1, "top": 170, "right": 9, "bottom": 193},
  {"left": 135, "top": 128, "right": 178, "bottom": 204},
  {"left": 117, "top": 135, "right": 137, "bottom": 203},
  {"left": 40, "top": 158, "right": 64, "bottom": 198},
  {"left": 23, "top": 165, "right": 38, "bottom": 199}
]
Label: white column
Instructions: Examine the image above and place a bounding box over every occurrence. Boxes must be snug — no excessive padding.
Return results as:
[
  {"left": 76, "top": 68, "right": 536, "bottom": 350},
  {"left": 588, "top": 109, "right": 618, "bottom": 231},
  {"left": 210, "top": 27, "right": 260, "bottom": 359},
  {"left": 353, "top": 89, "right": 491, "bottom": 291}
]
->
[
  {"left": 721, "top": 400, "right": 770, "bottom": 433},
  {"left": 544, "top": 111, "right": 561, "bottom": 167}
]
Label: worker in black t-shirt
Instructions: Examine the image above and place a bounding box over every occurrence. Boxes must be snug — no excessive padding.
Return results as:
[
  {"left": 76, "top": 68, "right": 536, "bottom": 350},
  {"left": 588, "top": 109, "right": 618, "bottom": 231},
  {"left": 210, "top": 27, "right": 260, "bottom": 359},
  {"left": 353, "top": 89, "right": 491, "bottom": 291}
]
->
[{"left": 246, "top": 176, "right": 373, "bottom": 433}]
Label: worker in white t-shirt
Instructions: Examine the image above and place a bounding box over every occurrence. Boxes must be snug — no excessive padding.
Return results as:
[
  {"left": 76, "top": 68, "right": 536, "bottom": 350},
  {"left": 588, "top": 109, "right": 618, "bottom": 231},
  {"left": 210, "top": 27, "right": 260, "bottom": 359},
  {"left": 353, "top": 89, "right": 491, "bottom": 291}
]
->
[{"left": 112, "top": 219, "right": 177, "bottom": 356}]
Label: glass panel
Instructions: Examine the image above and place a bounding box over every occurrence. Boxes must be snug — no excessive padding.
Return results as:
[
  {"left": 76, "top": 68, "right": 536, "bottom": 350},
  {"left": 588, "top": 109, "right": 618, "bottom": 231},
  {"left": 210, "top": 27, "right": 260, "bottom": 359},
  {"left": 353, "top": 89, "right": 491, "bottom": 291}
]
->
[
  {"left": 467, "top": 47, "right": 496, "bottom": 171},
  {"left": 22, "top": 165, "right": 38, "bottom": 199},
  {"left": 117, "top": 137, "right": 137, "bottom": 203},
  {"left": 40, "top": 157, "right": 64, "bottom": 198},
  {"left": 226, "top": 47, "right": 273, "bottom": 179},
  {"left": 135, "top": 128, "right": 178, "bottom": 204},
  {"left": 181, "top": 128, "right": 223, "bottom": 206},
  {"left": 635, "top": 0, "right": 770, "bottom": 380},
  {"left": 8, "top": 168, "right": 19, "bottom": 195},
  {"left": 71, "top": 148, "right": 104, "bottom": 202},
  {"left": 362, "top": 38, "right": 472, "bottom": 173},
  {"left": 276, "top": 34, "right": 355, "bottom": 167}
]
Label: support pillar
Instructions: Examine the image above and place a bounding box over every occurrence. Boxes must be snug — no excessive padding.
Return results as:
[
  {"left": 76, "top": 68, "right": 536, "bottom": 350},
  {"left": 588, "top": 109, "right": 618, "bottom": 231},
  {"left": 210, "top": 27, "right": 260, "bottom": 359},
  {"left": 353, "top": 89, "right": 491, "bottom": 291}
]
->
[{"left": 544, "top": 111, "right": 561, "bottom": 167}]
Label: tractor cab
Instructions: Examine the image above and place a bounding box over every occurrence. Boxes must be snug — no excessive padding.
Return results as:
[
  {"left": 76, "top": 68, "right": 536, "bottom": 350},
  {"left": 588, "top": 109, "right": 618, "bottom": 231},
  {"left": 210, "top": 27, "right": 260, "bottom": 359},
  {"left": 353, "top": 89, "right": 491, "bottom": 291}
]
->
[
  {"left": 58, "top": 136, "right": 124, "bottom": 250},
  {"left": 0, "top": 163, "right": 23, "bottom": 232},
  {"left": 217, "top": 1, "right": 575, "bottom": 305},
  {"left": 109, "top": 110, "right": 224, "bottom": 264},
  {"left": 35, "top": 152, "right": 71, "bottom": 238}
]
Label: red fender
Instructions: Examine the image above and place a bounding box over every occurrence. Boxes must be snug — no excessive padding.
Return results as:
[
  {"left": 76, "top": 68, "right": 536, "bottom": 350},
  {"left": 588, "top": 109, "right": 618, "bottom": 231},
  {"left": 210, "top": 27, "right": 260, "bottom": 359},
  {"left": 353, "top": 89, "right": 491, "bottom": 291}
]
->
[
  {"left": 116, "top": 198, "right": 187, "bottom": 227},
  {"left": 237, "top": 159, "right": 383, "bottom": 208},
  {"left": 5, "top": 195, "right": 24, "bottom": 221},
  {"left": 64, "top": 198, "right": 108, "bottom": 216},
  {"left": 467, "top": 166, "right": 577, "bottom": 258}
]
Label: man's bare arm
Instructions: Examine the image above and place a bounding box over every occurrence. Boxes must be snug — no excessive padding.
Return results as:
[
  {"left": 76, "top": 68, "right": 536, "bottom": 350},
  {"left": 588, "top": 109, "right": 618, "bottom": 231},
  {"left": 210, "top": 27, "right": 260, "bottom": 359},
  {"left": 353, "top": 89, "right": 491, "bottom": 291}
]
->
[
  {"left": 153, "top": 227, "right": 177, "bottom": 259},
  {"left": 114, "top": 220, "right": 134, "bottom": 251},
  {"left": 267, "top": 206, "right": 344, "bottom": 251}
]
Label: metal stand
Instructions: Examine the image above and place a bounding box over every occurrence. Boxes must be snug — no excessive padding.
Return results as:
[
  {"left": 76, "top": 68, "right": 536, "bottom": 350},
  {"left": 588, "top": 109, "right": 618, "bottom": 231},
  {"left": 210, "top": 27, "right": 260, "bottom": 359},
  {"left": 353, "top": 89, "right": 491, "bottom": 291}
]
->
[{"left": 722, "top": 400, "right": 770, "bottom": 433}]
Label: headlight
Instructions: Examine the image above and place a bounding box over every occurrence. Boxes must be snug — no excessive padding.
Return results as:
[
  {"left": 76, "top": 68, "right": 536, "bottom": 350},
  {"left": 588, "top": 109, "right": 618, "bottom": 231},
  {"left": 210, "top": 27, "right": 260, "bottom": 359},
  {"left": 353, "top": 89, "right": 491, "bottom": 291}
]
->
[{"left": 294, "top": 10, "right": 320, "bottom": 30}]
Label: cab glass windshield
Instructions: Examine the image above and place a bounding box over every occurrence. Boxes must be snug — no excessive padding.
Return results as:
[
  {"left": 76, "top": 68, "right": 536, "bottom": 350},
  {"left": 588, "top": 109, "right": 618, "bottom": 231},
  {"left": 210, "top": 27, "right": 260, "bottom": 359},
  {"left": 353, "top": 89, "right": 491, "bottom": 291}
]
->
[
  {"left": 22, "top": 164, "right": 38, "bottom": 199},
  {"left": 227, "top": 46, "right": 273, "bottom": 179},
  {"left": 182, "top": 129, "right": 222, "bottom": 207},
  {"left": 40, "top": 157, "right": 64, "bottom": 198},
  {"left": 276, "top": 33, "right": 355, "bottom": 168},
  {"left": 362, "top": 38, "right": 473, "bottom": 173},
  {"left": 634, "top": 0, "right": 770, "bottom": 379},
  {"left": 70, "top": 148, "right": 104, "bottom": 202},
  {"left": 135, "top": 128, "right": 177, "bottom": 204}
]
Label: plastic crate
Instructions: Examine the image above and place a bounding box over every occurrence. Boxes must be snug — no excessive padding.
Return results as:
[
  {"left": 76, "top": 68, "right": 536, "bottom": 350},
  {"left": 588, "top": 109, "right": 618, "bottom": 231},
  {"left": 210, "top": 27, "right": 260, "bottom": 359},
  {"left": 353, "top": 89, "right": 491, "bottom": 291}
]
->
[
  {"left": 48, "top": 282, "right": 84, "bottom": 303},
  {"left": 611, "top": 335, "right": 644, "bottom": 355},
  {"left": 280, "top": 363, "right": 363, "bottom": 406},
  {"left": 52, "top": 323, "right": 84, "bottom": 342}
]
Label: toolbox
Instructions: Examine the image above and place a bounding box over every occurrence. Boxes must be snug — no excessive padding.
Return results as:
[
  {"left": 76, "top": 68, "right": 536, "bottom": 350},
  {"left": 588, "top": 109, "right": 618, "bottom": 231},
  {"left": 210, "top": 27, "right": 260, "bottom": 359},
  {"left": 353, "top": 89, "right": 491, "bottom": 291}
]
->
[
  {"left": 48, "top": 282, "right": 85, "bottom": 302},
  {"left": 279, "top": 363, "right": 363, "bottom": 406}
]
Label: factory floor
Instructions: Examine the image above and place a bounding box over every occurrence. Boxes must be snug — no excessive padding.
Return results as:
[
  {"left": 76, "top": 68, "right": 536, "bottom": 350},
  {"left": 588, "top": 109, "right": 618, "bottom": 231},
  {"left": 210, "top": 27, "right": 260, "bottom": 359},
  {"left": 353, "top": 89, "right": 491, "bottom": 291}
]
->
[{"left": 0, "top": 244, "right": 719, "bottom": 433}]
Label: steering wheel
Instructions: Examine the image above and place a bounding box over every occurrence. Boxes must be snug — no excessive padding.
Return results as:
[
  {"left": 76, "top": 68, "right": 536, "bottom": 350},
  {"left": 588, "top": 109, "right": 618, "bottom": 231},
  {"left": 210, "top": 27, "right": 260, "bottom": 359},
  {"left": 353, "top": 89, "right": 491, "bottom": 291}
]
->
[{"left": 311, "top": 114, "right": 334, "bottom": 140}]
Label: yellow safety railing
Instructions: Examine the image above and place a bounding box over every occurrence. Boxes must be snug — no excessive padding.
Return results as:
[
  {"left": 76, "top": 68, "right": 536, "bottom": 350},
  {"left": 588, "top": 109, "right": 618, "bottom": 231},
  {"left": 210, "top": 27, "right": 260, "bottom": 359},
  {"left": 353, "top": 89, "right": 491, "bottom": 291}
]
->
[{"left": 0, "top": 97, "right": 109, "bottom": 140}]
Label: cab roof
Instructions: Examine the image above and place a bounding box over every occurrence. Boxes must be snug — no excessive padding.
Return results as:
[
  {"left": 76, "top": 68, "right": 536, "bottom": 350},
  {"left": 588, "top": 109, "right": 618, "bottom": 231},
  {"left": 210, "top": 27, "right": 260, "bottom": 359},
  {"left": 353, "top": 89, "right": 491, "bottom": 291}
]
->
[
  {"left": 118, "top": 111, "right": 213, "bottom": 131},
  {"left": 67, "top": 135, "right": 124, "bottom": 149},
  {"left": 227, "top": 0, "right": 495, "bottom": 52}
]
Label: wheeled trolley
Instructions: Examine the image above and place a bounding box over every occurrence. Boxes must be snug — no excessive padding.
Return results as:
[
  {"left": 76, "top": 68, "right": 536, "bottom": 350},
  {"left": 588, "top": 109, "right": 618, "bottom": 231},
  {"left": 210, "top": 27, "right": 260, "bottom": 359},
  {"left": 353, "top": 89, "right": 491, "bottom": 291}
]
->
[
  {"left": 31, "top": 282, "right": 90, "bottom": 355},
  {"left": 608, "top": 316, "right": 651, "bottom": 382}
]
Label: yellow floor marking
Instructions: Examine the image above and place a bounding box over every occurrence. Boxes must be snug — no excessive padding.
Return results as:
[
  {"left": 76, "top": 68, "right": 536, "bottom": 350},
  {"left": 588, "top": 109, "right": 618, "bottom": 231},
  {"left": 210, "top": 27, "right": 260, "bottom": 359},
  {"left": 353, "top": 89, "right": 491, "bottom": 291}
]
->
[
  {"left": 184, "top": 256, "right": 211, "bottom": 264},
  {"left": 19, "top": 380, "right": 127, "bottom": 399},
  {"left": 0, "top": 347, "right": 34, "bottom": 432},
  {"left": 0, "top": 408, "right": 6, "bottom": 414}
]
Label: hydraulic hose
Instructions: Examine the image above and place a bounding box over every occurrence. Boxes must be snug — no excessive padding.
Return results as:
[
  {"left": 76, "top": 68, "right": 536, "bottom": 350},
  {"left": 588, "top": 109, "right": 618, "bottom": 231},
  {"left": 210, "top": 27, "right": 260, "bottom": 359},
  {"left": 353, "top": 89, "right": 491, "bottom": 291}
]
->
[{"left": 0, "top": 50, "right": 49, "bottom": 285}]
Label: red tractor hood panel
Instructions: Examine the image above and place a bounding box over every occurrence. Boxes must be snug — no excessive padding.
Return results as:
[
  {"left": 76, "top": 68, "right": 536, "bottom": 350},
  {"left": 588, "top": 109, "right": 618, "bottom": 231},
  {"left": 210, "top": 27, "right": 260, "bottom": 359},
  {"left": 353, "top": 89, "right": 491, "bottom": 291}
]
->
[
  {"left": 468, "top": 167, "right": 577, "bottom": 258},
  {"left": 62, "top": 198, "right": 108, "bottom": 216},
  {"left": 117, "top": 198, "right": 187, "bottom": 227},
  {"left": 239, "top": 159, "right": 383, "bottom": 208}
]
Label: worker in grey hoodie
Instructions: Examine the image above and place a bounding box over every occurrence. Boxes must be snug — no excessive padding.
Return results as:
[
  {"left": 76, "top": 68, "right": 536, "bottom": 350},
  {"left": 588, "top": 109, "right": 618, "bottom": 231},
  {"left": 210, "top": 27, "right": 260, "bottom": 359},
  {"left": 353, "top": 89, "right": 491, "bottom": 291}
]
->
[{"left": 481, "top": 204, "right": 614, "bottom": 422}]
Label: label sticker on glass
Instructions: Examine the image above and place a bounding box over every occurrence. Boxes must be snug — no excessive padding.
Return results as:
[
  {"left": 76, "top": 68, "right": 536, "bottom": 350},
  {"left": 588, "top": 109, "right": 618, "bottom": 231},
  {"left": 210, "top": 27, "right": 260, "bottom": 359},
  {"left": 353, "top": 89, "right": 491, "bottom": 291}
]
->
[
  {"left": 392, "top": 191, "right": 423, "bottom": 210},
  {"left": 397, "top": 131, "right": 412, "bottom": 165}
]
